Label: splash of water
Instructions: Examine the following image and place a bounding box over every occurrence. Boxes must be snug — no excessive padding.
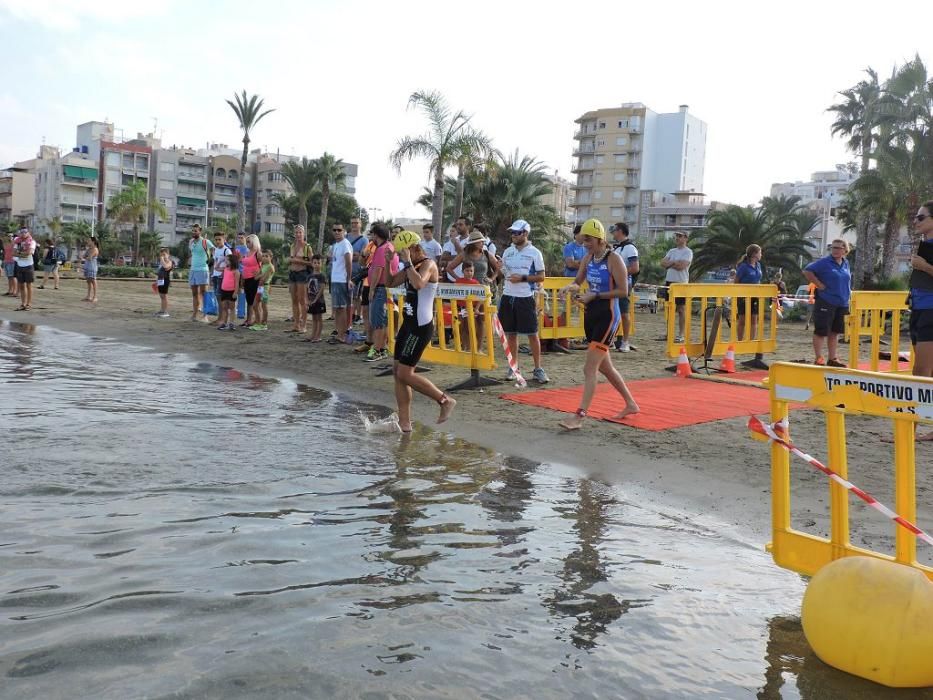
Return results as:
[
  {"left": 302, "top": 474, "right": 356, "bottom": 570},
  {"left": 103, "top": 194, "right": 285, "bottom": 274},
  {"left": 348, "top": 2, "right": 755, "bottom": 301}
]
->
[{"left": 360, "top": 410, "right": 401, "bottom": 434}]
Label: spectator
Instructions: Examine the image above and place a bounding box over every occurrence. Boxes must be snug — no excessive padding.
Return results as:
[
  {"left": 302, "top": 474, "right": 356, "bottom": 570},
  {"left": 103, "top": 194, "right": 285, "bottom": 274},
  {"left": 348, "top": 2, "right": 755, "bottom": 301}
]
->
[
  {"left": 39, "top": 238, "right": 61, "bottom": 290},
  {"left": 907, "top": 201, "right": 933, "bottom": 441},
  {"left": 420, "top": 223, "right": 443, "bottom": 262},
  {"left": 610, "top": 222, "right": 639, "bottom": 352},
  {"left": 12, "top": 227, "right": 36, "bottom": 310},
  {"left": 660, "top": 231, "right": 693, "bottom": 343},
  {"left": 80, "top": 236, "right": 99, "bottom": 304},
  {"left": 240, "top": 234, "right": 262, "bottom": 328},
  {"left": 286, "top": 225, "right": 313, "bottom": 334},
  {"left": 365, "top": 222, "right": 398, "bottom": 362},
  {"left": 441, "top": 216, "right": 472, "bottom": 282},
  {"left": 348, "top": 216, "right": 367, "bottom": 325},
  {"left": 155, "top": 247, "right": 174, "bottom": 317},
  {"left": 187, "top": 224, "right": 214, "bottom": 322},
  {"left": 328, "top": 222, "right": 353, "bottom": 344},
  {"left": 3, "top": 232, "right": 17, "bottom": 297},
  {"left": 803, "top": 239, "right": 851, "bottom": 366},
  {"left": 735, "top": 244, "right": 769, "bottom": 370},
  {"left": 562, "top": 225, "right": 586, "bottom": 277},
  {"left": 307, "top": 254, "right": 327, "bottom": 342}
]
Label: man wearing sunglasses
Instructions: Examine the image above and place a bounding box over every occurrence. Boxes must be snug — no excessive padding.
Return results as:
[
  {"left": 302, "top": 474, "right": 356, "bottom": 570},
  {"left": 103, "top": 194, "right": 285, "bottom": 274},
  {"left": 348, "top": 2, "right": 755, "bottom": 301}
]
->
[
  {"left": 328, "top": 223, "right": 353, "bottom": 343},
  {"left": 499, "top": 219, "right": 549, "bottom": 383}
]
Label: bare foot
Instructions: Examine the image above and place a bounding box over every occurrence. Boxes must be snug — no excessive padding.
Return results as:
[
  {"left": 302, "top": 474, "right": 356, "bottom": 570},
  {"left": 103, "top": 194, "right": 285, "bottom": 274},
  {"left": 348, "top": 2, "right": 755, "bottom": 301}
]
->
[
  {"left": 612, "top": 403, "right": 640, "bottom": 420},
  {"left": 399, "top": 421, "right": 413, "bottom": 433},
  {"left": 437, "top": 395, "right": 457, "bottom": 424},
  {"left": 559, "top": 414, "right": 585, "bottom": 430}
]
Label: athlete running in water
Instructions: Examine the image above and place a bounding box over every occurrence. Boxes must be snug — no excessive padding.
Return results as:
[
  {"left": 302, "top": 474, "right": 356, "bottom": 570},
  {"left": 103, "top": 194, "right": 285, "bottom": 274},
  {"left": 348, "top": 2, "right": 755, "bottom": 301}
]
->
[
  {"left": 385, "top": 231, "right": 457, "bottom": 433},
  {"left": 557, "top": 218, "right": 639, "bottom": 430}
]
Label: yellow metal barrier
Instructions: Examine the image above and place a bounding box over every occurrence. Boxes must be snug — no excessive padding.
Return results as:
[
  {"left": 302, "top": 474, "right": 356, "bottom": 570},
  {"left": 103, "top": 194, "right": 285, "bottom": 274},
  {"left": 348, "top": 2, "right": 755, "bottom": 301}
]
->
[
  {"left": 666, "top": 283, "right": 779, "bottom": 359},
  {"left": 846, "top": 291, "right": 914, "bottom": 374},
  {"left": 765, "top": 362, "right": 933, "bottom": 580},
  {"left": 386, "top": 283, "right": 496, "bottom": 372},
  {"left": 536, "top": 277, "right": 585, "bottom": 341}
]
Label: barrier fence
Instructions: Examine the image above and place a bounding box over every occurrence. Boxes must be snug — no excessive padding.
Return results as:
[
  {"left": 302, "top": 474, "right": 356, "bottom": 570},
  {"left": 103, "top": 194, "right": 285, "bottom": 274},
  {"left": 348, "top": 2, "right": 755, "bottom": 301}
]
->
[
  {"left": 759, "top": 362, "right": 933, "bottom": 580},
  {"left": 537, "top": 276, "right": 640, "bottom": 342},
  {"left": 666, "top": 283, "right": 780, "bottom": 359},
  {"left": 386, "top": 283, "right": 497, "bottom": 386},
  {"left": 846, "top": 290, "right": 914, "bottom": 374}
]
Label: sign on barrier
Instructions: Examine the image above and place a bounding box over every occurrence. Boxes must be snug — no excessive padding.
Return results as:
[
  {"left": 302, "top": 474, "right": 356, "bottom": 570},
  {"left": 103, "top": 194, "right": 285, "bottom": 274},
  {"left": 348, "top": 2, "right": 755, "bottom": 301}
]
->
[
  {"left": 846, "top": 291, "right": 914, "bottom": 374},
  {"left": 760, "top": 362, "right": 933, "bottom": 580},
  {"left": 386, "top": 283, "right": 496, "bottom": 372},
  {"left": 666, "top": 283, "right": 779, "bottom": 359}
]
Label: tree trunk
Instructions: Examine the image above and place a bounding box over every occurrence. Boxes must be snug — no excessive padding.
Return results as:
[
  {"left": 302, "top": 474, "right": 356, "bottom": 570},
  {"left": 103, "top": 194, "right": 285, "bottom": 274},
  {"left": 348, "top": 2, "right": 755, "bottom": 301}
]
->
[
  {"left": 133, "top": 223, "right": 140, "bottom": 266},
  {"left": 454, "top": 163, "right": 465, "bottom": 220},
  {"left": 238, "top": 136, "right": 249, "bottom": 232},
  {"left": 432, "top": 166, "right": 445, "bottom": 243},
  {"left": 880, "top": 209, "right": 900, "bottom": 280},
  {"left": 852, "top": 137, "right": 872, "bottom": 289},
  {"left": 863, "top": 216, "right": 878, "bottom": 285},
  {"left": 317, "top": 185, "right": 330, "bottom": 255},
  {"left": 298, "top": 199, "right": 308, "bottom": 232}
]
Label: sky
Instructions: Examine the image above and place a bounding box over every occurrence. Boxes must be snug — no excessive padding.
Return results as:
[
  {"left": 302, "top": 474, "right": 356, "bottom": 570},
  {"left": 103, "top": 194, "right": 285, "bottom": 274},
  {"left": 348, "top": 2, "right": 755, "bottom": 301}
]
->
[{"left": 0, "top": 0, "right": 929, "bottom": 220}]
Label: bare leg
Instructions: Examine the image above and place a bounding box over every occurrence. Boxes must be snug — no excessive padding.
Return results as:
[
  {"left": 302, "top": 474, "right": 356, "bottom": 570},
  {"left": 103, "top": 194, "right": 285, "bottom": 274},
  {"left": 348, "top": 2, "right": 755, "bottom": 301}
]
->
[
  {"left": 89, "top": 279, "right": 97, "bottom": 302},
  {"left": 507, "top": 334, "right": 519, "bottom": 372},
  {"left": 394, "top": 364, "right": 415, "bottom": 432},
  {"left": 600, "top": 353, "right": 639, "bottom": 418},
  {"left": 827, "top": 333, "right": 839, "bottom": 361},
  {"left": 395, "top": 363, "right": 455, "bottom": 425},
  {"left": 191, "top": 286, "right": 199, "bottom": 319},
  {"left": 621, "top": 313, "right": 631, "bottom": 343},
  {"left": 529, "top": 333, "right": 542, "bottom": 370},
  {"left": 53, "top": 268, "right": 59, "bottom": 289},
  {"left": 812, "top": 334, "right": 826, "bottom": 360},
  {"left": 559, "top": 347, "right": 602, "bottom": 430},
  {"left": 676, "top": 305, "right": 686, "bottom": 339},
  {"left": 298, "top": 288, "right": 308, "bottom": 331}
]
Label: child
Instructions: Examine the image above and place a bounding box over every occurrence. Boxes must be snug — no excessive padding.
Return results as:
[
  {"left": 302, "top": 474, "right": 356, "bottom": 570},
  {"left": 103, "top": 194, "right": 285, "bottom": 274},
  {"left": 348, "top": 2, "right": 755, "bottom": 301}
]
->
[
  {"left": 156, "top": 248, "right": 174, "bottom": 317},
  {"left": 252, "top": 251, "right": 275, "bottom": 330},
  {"left": 454, "top": 259, "right": 485, "bottom": 350},
  {"left": 217, "top": 251, "right": 240, "bottom": 330},
  {"left": 307, "top": 254, "right": 327, "bottom": 342}
]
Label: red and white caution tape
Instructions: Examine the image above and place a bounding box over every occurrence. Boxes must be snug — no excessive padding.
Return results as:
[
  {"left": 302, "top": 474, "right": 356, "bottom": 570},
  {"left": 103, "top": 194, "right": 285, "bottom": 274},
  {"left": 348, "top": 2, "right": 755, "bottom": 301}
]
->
[
  {"left": 748, "top": 415, "right": 933, "bottom": 548},
  {"left": 492, "top": 315, "right": 527, "bottom": 388}
]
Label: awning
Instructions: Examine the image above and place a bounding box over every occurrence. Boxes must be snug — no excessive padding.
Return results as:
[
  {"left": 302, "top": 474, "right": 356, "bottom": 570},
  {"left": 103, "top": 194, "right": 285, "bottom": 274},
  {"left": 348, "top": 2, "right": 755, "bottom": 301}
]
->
[
  {"left": 177, "top": 196, "right": 206, "bottom": 206},
  {"left": 63, "top": 165, "right": 98, "bottom": 180}
]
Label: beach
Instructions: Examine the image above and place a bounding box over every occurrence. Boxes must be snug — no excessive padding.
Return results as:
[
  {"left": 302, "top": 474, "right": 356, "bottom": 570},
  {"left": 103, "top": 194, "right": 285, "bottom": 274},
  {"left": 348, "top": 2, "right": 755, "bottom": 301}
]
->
[{"left": 2, "top": 276, "right": 925, "bottom": 562}]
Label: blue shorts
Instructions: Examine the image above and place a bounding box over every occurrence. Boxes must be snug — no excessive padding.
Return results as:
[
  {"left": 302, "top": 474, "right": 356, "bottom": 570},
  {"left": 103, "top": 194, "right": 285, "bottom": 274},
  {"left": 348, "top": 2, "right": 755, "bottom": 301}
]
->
[
  {"left": 369, "top": 286, "right": 388, "bottom": 329},
  {"left": 188, "top": 268, "right": 209, "bottom": 287},
  {"left": 4, "top": 262, "right": 16, "bottom": 278},
  {"left": 331, "top": 281, "right": 351, "bottom": 309}
]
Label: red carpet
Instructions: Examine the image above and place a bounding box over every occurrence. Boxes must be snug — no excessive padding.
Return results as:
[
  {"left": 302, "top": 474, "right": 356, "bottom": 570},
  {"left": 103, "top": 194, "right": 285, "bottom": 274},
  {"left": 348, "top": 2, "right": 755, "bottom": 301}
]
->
[{"left": 501, "top": 376, "right": 784, "bottom": 431}]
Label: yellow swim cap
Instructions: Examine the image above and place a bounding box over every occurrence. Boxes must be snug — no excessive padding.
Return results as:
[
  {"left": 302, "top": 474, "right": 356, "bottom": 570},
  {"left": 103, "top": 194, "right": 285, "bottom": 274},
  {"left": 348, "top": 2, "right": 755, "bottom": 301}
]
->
[
  {"left": 580, "top": 218, "right": 606, "bottom": 240},
  {"left": 393, "top": 230, "right": 422, "bottom": 250}
]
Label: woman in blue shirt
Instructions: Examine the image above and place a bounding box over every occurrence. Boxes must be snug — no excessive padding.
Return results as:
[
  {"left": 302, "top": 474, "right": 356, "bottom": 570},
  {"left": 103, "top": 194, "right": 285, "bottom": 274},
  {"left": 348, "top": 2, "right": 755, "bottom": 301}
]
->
[
  {"left": 734, "top": 244, "right": 768, "bottom": 369},
  {"left": 803, "top": 239, "right": 852, "bottom": 366},
  {"left": 909, "top": 201, "right": 933, "bottom": 441}
]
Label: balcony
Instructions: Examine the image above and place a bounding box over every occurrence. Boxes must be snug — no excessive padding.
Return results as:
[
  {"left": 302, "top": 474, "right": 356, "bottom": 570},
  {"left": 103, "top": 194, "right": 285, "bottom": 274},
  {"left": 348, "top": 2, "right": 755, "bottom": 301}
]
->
[
  {"left": 571, "top": 160, "right": 595, "bottom": 173},
  {"left": 178, "top": 170, "right": 206, "bottom": 182},
  {"left": 572, "top": 144, "right": 596, "bottom": 157}
]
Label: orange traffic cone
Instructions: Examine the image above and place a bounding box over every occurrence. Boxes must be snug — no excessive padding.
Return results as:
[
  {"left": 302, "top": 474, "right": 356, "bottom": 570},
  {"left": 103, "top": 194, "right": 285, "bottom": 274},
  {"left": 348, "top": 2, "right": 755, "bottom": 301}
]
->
[
  {"left": 719, "top": 344, "right": 737, "bottom": 373},
  {"left": 676, "top": 346, "right": 693, "bottom": 377}
]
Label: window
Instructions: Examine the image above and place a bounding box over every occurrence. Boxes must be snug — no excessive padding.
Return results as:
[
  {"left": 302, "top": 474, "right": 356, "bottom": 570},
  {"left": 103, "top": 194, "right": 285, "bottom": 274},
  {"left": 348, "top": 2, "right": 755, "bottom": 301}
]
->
[
  {"left": 106, "top": 168, "right": 119, "bottom": 183},
  {"left": 159, "top": 179, "right": 174, "bottom": 191},
  {"left": 611, "top": 208, "right": 623, "bottom": 217},
  {"left": 136, "top": 155, "right": 149, "bottom": 170},
  {"left": 228, "top": 169, "right": 238, "bottom": 180},
  {"left": 615, "top": 136, "right": 628, "bottom": 146},
  {"left": 160, "top": 162, "right": 175, "bottom": 174},
  {"left": 614, "top": 172, "right": 626, "bottom": 181},
  {"left": 615, "top": 154, "right": 626, "bottom": 163},
  {"left": 215, "top": 168, "right": 226, "bottom": 178},
  {"left": 122, "top": 154, "right": 134, "bottom": 169},
  {"left": 598, "top": 122, "right": 606, "bottom": 129},
  {"left": 596, "top": 155, "right": 604, "bottom": 164},
  {"left": 618, "top": 119, "right": 628, "bottom": 128},
  {"left": 612, "top": 191, "right": 624, "bottom": 199},
  {"left": 105, "top": 152, "right": 120, "bottom": 167},
  {"left": 596, "top": 139, "right": 605, "bottom": 147},
  {"left": 267, "top": 171, "right": 284, "bottom": 182},
  {"left": 265, "top": 222, "right": 285, "bottom": 234}
]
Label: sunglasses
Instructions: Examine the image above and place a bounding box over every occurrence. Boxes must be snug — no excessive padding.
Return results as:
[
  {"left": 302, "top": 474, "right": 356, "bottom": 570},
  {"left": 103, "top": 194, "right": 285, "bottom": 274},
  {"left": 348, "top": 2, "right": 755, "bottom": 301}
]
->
[
  {"left": 831, "top": 246, "right": 846, "bottom": 250},
  {"left": 332, "top": 228, "right": 343, "bottom": 232},
  {"left": 510, "top": 230, "right": 527, "bottom": 236},
  {"left": 916, "top": 214, "right": 929, "bottom": 222}
]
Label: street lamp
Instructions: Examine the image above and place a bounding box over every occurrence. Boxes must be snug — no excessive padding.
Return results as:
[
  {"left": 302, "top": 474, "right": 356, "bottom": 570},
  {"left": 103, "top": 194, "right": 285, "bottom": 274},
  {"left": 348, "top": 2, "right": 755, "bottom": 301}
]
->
[{"left": 88, "top": 201, "right": 103, "bottom": 238}]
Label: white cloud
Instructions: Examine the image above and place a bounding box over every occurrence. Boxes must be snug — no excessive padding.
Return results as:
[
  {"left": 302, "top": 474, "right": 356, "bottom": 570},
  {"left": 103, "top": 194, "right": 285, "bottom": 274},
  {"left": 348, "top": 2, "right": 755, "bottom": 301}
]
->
[{"left": 0, "top": 0, "right": 172, "bottom": 31}]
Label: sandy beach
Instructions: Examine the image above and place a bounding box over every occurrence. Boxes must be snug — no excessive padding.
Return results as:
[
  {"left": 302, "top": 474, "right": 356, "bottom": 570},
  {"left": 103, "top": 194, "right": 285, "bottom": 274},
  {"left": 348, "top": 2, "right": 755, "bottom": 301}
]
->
[{"left": 2, "top": 275, "right": 927, "bottom": 563}]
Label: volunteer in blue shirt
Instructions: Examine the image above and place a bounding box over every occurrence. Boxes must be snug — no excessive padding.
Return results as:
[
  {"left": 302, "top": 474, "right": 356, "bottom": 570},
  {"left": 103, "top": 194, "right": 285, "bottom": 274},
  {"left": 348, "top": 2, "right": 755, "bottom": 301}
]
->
[
  {"left": 734, "top": 244, "right": 768, "bottom": 370},
  {"left": 908, "top": 201, "right": 933, "bottom": 441},
  {"left": 562, "top": 225, "right": 586, "bottom": 277},
  {"left": 803, "top": 239, "right": 851, "bottom": 367}
]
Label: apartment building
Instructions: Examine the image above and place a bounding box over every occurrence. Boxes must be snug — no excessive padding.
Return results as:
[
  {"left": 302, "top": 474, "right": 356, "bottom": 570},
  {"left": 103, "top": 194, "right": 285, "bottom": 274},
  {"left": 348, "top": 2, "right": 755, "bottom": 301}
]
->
[
  {"left": 33, "top": 146, "right": 99, "bottom": 235},
  {"left": 571, "top": 103, "right": 707, "bottom": 237},
  {"left": 151, "top": 147, "right": 210, "bottom": 240},
  {"left": 770, "top": 165, "right": 857, "bottom": 251},
  {"left": 541, "top": 172, "right": 574, "bottom": 229},
  {"left": 0, "top": 160, "right": 36, "bottom": 225},
  {"left": 641, "top": 191, "right": 724, "bottom": 245}
]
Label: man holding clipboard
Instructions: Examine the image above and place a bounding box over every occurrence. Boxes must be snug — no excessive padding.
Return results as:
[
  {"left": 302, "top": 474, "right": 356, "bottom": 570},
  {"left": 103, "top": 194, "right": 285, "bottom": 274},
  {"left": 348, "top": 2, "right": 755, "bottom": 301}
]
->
[{"left": 909, "top": 201, "right": 933, "bottom": 441}]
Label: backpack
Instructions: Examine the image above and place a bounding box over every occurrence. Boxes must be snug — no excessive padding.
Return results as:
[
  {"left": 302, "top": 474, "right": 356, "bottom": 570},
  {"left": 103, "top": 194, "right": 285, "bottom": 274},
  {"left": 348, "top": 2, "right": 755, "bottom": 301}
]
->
[{"left": 54, "top": 247, "right": 67, "bottom": 263}]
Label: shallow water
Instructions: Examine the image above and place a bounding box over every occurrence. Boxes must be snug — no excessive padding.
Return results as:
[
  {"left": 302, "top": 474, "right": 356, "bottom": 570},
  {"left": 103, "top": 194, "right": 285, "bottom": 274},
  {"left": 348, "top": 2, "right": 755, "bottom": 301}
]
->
[{"left": 0, "top": 320, "right": 927, "bottom": 699}]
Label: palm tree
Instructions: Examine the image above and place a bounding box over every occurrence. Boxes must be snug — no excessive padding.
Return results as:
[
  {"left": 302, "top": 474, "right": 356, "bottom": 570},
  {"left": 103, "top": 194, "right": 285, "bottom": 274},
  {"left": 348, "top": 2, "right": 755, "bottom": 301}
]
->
[
  {"left": 107, "top": 180, "right": 168, "bottom": 263},
  {"left": 689, "top": 204, "right": 816, "bottom": 279},
  {"left": 389, "top": 90, "right": 493, "bottom": 238},
  {"left": 828, "top": 68, "right": 883, "bottom": 286},
  {"left": 310, "top": 152, "right": 347, "bottom": 254},
  {"left": 225, "top": 91, "right": 275, "bottom": 227},
  {"left": 280, "top": 157, "right": 317, "bottom": 232}
]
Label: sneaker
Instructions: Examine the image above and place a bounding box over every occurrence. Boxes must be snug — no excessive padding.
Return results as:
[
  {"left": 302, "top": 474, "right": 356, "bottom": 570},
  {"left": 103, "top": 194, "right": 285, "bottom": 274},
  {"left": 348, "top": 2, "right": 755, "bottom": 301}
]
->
[
  {"left": 505, "top": 368, "right": 516, "bottom": 381},
  {"left": 365, "top": 349, "right": 388, "bottom": 362},
  {"left": 616, "top": 340, "right": 631, "bottom": 353},
  {"left": 532, "top": 367, "right": 550, "bottom": 384},
  {"left": 365, "top": 346, "right": 377, "bottom": 360},
  {"left": 354, "top": 342, "right": 373, "bottom": 354},
  {"left": 674, "top": 335, "right": 685, "bottom": 344},
  {"left": 226, "top": 323, "right": 236, "bottom": 331},
  {"left": 827, "top": 358, "right": 846, "bottom": 368},
  {"left": 249, "top": 324, "right": 268, "bottom": 331},
  {"left": 814, "top": 356, "right": 826, "bottom": 366},
  {"left": 158, "top": 312, "right": 170, "bottom": 318}
]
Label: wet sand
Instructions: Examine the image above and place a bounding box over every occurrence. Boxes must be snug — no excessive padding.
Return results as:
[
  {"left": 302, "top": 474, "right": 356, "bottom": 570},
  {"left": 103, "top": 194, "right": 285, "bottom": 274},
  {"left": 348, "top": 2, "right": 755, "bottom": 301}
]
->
[{"left": 2, "top": 276, "right": 928, "bottom": 565}]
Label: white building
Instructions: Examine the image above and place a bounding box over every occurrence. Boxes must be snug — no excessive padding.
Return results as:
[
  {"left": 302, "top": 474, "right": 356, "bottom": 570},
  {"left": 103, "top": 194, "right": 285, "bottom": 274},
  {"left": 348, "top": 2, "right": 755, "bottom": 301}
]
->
[
  {"left": 33, "top": 145, "right": 100, "bottom": 235},
  {"left": 770, "top": 165, "right": 857, "bottom": 250},
  {"left": 571, "top": 103, "right": 707, "bottom": 237}
]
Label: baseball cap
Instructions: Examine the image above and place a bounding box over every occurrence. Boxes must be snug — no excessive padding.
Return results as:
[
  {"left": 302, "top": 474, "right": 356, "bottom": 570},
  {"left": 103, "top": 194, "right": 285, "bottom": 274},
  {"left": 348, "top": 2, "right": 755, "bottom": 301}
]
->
[
  {"left": 507, "top": 219, "right": 531, "bottom": 234},
  {"left": 393, "top": 230, "right": 422, "bottom": 250}
]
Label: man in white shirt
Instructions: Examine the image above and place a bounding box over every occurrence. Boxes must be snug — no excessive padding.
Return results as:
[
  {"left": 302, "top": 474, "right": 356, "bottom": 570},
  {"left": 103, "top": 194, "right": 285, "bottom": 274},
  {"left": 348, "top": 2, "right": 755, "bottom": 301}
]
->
[
  {"left": 328, "top": 222, "right": 354, "bottom": 343},
  {"left": 440, "top": 215, "right": 472, "bottom": 281},
  {"left": 611, "top": 223, "right": 639, "bottom": 352},
  {"left": 210, "top": 232, "right": 231, "bottom": 297},
  {"left": 498, "top": 219, "right": 549, "bottom": 383},
  {"left": 420, "top": 223, "right": 443, "bottom": 262},
  {"left": 661, "top": 231, "right": 693, "bottom": 343}
]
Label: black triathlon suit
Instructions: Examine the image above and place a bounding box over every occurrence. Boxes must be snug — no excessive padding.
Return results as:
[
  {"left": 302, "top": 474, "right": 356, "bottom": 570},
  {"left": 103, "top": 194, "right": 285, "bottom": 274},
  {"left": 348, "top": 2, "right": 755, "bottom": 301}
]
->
[{"left": 394, "top": 260, "right": 435, "bottom": 367}]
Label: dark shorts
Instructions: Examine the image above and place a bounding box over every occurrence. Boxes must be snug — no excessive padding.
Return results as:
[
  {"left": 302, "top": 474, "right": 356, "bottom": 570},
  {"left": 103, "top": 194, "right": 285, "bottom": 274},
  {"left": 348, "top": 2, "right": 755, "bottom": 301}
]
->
[
  {"left": 158, "top": 279, "right": 171, "bottom": 295},
  {"left": 369, "top": 286, "right": 388, "bottom": 329},
  {"left": 220, "top": 289, "right": 236, "bottom": 302},
  {"left": 288, "top": 269, "right": 310, "bottom": 284},
  {"left": 735, "top": 298, "right": 760, "bottom": 316},
  {"left": 584, "top": 300, "right": 620, "bottom": 349},
  {"left": 619, "top": 295, "right": 630, "bottom": 314},
  {"left": 663, "top": 282, "right": 686, "bottom": 306},
  {"left": 498, "top": 295, "right": 538, "bottom": 335},
  {"left": 909, "top": 308, "right": 933, "bottom": 345},
  {"left": 309, "top": 300, "right": 326, "bottom": 315},
  {"left": 395, "top": 320, "right": 433, "bottom": 367},
  {"left": 43, "top": 263, "right": 57, "bottom": 273},
  {"left": 243, "top": 277, "right": 260, "bottom": 305},
  {"left": 14, "top": 265, "right": 34, "bottom": 284},
  {"left": 361, "top": 285, "right": 370, "bottom": 306},
  {"left": 812, "top": 299, "right": 848, "bottom": 337}
]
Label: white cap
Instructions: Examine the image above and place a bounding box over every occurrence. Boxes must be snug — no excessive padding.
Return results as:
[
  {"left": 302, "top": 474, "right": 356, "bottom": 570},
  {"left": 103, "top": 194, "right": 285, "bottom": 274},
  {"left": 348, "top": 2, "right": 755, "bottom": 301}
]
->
[{"left": 508, "top": 219, "right": 531, "bottom": 233}]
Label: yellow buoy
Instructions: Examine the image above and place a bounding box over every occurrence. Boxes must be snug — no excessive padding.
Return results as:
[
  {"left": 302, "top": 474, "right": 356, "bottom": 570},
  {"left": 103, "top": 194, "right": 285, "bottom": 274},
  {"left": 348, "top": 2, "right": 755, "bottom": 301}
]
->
[{"left": 802, "top": 556, "right": 933, "bottom": 688}]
